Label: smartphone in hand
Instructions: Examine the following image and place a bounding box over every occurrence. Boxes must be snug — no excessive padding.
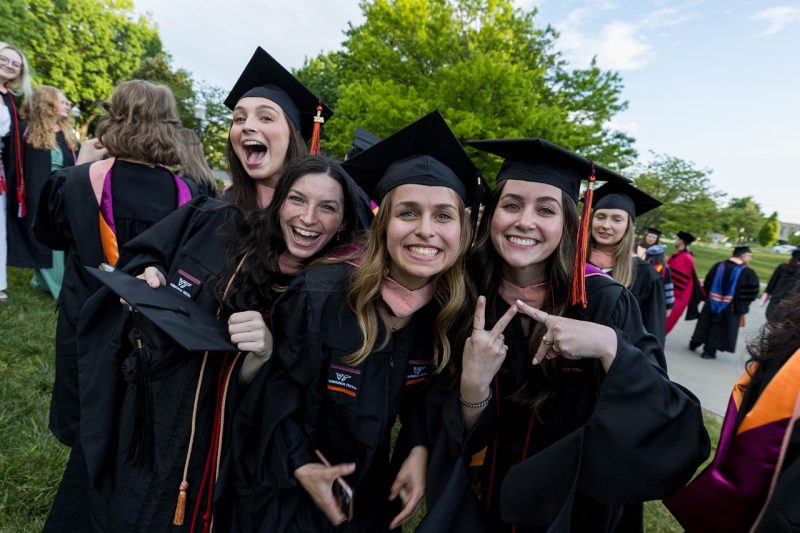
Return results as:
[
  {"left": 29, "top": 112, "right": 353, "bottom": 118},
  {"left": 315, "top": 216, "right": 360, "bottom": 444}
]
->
[{"left": 315, "top": 449, "right": 354, "bottom": 522}]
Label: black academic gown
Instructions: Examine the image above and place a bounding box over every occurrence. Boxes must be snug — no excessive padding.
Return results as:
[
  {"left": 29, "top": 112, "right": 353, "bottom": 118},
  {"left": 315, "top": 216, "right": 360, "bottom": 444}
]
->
[
  {"left": 74, "top": 197, "right": 276, "bottom": 532},
  {"left": 419, "top": 275, "right": 709, "bottom": 533},
  {"left": 764, "top": 263, "right": 799, "bottom": 321},
  {"left": 691, "top": 260, "right": 760, "bottom": 354},
  {"left": 628, "top": 257, "right": 666, "bottom": 356},
  {"left": 229, "top": 262, "right": 433, "bottom": 533},
  {"left": 2, "top": 91, "right": 26, "bottom": 262},
  {"left": 10, "top": 132, "right": 76, "bottom": 268},
  {"left": 34, "top": 159, "right": 198, "bottom": 446}
]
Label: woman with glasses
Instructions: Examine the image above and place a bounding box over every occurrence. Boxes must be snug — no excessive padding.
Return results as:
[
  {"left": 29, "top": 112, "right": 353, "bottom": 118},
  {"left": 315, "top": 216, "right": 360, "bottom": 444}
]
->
[{"left": 0, "top": 42, "right": 32, "bottom": 302}]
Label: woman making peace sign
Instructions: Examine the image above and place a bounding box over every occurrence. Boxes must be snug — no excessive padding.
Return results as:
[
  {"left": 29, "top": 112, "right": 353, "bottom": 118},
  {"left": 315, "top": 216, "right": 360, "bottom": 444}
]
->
[{"left": 421, "top": 139, "right": 709, "bottom": 533}]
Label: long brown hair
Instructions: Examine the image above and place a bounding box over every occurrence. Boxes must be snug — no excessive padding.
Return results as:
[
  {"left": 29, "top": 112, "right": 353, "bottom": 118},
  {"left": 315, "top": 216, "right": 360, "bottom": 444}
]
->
[
  {"left": 25, "top": 85, "right": 79, "bottom": 151},
  {"left": 341, "top": 187, "right": 472, "bottom": 372},
  {"left": 463, "top": 182, "right": 579, "bottom": 411},
  {"left": 216, "top": 155, "right": 360, "bottom": 317},
  {"left": 95, "top": 80, "right": 181, "bottom": 166},
  {"left": 225, "top": 121, "right": 306, "bottom": 210},
  {"left": 176, "top": 128, "right": 216, "bottom": 194}
]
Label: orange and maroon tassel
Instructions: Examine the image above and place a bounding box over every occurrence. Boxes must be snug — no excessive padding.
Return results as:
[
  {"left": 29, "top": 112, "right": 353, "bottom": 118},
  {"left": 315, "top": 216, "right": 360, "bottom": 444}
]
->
[
  {"left": 173, "top": 480, "right": 189, "bottom": 525},
  {"left": 570, "top": 162, "right": 596, "bottom": 308},
  {"left": 309, "top": 103, "right": 325, "bottom": 155}
]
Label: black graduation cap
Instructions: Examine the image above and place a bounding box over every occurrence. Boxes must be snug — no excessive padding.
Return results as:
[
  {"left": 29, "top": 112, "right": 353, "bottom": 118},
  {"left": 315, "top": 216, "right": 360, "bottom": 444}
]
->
[
  {"left": 677, "top": 231, "right": 696, "bottom": 245},
  {"left": 465, "top": 138, "right": 630, "bottom": 202},
  {"left": 645, "top": 227, "right": 663, "bottom": 237},
  {"left": 351, "top": 127, "right": 381, "bottom": 155},
  {"left": 591, "top": 181, "right": 662, "bottom": 219},
  {"left": 342, "top": 110, "right": 478, "bottom": 204},
  {"left": 224, "top": 47, "right": 333, "bottom": 142},
  {"left": 85, "top": 267, "right": 236, "bottom": 352},
  {"left": 466, "top": 138, "right": 631, "bottom": 308},
  {"left": 733, "top": 246, "right": 752, "bottom": 256}
]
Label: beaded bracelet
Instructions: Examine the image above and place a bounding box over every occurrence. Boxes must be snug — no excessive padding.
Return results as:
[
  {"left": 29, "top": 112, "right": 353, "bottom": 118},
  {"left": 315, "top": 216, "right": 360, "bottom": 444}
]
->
[{"left": 459, "top": 388, "right": 493, "bottom": 409}]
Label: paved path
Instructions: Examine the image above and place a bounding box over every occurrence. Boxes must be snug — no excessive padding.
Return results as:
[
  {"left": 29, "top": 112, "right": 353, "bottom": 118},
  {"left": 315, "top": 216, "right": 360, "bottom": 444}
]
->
[{"left": 664, "top": 303, "right": 767, "bottom": 416}]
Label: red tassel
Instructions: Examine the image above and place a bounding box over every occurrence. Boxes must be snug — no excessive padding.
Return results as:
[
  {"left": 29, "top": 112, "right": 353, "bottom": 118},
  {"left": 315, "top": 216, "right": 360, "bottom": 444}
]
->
[
  {"left": 570, "top": 163, "right": 596, "bottom": 308},
  {"left": 309, "top": 103, "right": 324, "bottom": 155},
  {"left": 172, "top": 481, "right": 189, "bottom": 525}
]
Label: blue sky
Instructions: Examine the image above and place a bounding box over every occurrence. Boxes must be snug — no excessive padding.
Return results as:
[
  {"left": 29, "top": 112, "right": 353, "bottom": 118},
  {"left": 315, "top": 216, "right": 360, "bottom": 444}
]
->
[{"left": 135, "top": 0, "right": 800, "bottom": 223}]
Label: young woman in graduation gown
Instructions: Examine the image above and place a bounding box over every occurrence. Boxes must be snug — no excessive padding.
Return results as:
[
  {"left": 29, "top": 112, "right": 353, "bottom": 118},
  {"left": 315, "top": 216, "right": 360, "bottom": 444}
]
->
[
  {"left": 227, "top": 111, "right": 476, "bottom": 532},
  {"left": 587, "top": 182, "right": 668, "bottom": 358},
  {"left": 0, "top": 41, "right": 32, "bottom": 301},
  {"left": 34, "top": 80, "right": 200, "bottom": 532},
  {"left": 75, "top": 155, "right": 360, "bottom": 532},
  {"left": 419, "top": 138, "right": 709, "bottom": 533},
  {"left": 665, "top": 282, "right": 800, "bottom": 532},
  {"left": 21, "top": 85, "right": 79, "bottom": 298}
]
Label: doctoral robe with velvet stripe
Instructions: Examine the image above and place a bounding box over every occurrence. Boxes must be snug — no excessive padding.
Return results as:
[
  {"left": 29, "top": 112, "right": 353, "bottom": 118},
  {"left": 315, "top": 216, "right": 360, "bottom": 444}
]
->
[{"left": 665, "top": 348, "right": 800, "bottom": 532}]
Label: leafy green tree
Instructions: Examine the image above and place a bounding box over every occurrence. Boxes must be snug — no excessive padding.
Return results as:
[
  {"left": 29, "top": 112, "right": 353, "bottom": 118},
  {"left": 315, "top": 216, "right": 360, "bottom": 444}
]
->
[
  {"left": 757, "top": 211, "right": 780, "bottom": 247},
  {"left": 131, "top": 52, "right": 196, "bottom": 129},
  {"left": 630, "top": 153, "right": 722, "bottom": 240},
  {"left": 1, "top": 0, "right": 162, "bottom": 129},
  {"left": 295, "top": 0, "right": 635, "bottom": 179},
  {"left": 719, "top": 197, "right": 765, "bottom": 244},
  {"left": 194, "top": 83, "right": 231, "bottom": 170}
]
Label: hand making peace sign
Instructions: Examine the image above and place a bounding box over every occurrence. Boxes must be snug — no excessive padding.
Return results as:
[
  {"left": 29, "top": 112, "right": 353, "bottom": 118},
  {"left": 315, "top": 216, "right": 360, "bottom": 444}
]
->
[{"left": 460, "top": 296, "right": 518, "bottom": 405}]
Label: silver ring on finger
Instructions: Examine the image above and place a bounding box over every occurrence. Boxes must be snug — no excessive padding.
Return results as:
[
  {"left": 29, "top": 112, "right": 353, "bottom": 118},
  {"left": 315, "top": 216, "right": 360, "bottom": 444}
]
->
[{"left": 543, "top": 336, "right": 554, "bottom": 346}]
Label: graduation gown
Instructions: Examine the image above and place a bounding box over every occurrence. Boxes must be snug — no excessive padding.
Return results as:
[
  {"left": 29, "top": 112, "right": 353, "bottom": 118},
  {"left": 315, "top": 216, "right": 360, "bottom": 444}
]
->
[
  {"left": 34, "top": 159, "right": 198, "bottom": 446},
  {"left": 764, "top": 263, "right": 799, "bottom": 321},
  {"left": 229, "top": 262, "right": 433, "bottom": 533},
  {"left": 10, "top": 132, "right": 76, "bottom": 268},
  {"left": 74, "top": 197, "right": 272, "bottom": 532},
  {"left": 691, "top": 260, "right": 760, "bottom": 354},
  {"left": 665, "top": 347, "right": 800, "bottom": 532},
  {"left": 665, "top": 249, "right": 702, "bottom": 334},
  {"left": 419, "top": 273, "right": 709, "bottom": 533}
]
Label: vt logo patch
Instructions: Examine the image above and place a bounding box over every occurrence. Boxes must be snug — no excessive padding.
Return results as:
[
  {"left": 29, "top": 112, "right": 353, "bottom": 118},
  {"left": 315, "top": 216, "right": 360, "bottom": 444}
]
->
[
  {"left": 405, "top": 359, "right": 432, "bottom": 386},
  {"left": 327, "top": 364, "right": 361, "bottom": 398}
]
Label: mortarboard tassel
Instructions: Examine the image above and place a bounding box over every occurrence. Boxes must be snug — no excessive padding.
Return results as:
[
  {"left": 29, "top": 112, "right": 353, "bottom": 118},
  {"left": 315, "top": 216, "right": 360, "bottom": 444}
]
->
[
  {"left": 570, "top": 163, "right": 596, "bottom": 308},
  {"left": 309, "top": 103, "right": 325, "bottom": 155},
  {"left": 173, "top": 481, "right": 189, "bottom": 525}
]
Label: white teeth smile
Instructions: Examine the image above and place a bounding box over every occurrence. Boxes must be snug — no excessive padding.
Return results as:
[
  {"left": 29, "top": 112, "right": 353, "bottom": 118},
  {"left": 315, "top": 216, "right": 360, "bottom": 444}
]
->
[
  {"left": 408, "top": 246, "right": 439, "bottom": 257},
  {"left": 508, "top": 236, "right": 537, "bottom": 246},
  {"left": 243, "top": 140, "right": 265, "bottom": 147},
  {"left": 293, "top": 227, "right": 320, "bottom": 238}
]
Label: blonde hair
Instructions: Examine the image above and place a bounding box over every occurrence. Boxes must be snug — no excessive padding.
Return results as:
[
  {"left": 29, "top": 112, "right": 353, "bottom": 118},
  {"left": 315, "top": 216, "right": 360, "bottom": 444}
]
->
[
  {"left": 0, "top": 43, "right": 32, "bottom": 103},
  {"left": 25, "top": 85, "right": 79, "bottom": 151},
  {"left": 342, "top": 188, "right": 472, "bottom": 372},
  {"left": 589, "top": 211, "right": 636, "bottom": 288},
  {"left": 95, "top": 80, "right": 181, "bottom": 166}
]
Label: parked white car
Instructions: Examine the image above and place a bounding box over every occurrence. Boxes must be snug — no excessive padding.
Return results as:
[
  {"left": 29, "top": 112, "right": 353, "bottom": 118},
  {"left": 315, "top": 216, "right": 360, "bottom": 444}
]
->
[{"left": 772, "top": 244, "right": 798, "bottom": 254}]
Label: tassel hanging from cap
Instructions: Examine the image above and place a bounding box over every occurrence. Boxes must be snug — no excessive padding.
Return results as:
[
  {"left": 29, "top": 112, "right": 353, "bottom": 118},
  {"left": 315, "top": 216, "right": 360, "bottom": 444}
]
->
[
  {"left": 123, "top": 324, "right": 154, "bottom": 466},
  {"left": 309, "top": 103, "right": 325, "bottom": 155},
  {"left": 570, "top": 163, "right": 596, "bottom": 308},
  {"left": 172, "top": 481, "right": 189, "bottom": 525}
]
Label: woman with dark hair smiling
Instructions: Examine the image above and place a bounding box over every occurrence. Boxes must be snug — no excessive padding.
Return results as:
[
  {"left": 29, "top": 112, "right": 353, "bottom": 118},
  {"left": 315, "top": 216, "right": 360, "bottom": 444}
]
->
[
  {"left": 222, "top": 46, "right": 332, "bottom": 210},
  {"left": 229, "top": 111, "right": 477, "bottom": 532},
  {"left": 74, "top": 154, "right": 361, "bottom": 531},
  {"left": 420, "top": 139, "right": 708, "bottom": 533}
]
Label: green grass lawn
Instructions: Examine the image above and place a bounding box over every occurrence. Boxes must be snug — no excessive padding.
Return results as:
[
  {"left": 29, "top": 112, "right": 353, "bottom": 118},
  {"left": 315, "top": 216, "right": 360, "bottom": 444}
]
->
[
  {"left": 665, "top": 242, "right": 787, "bottom": 283},
  {"left": 1, "top": 266, "right": 723, "bottom": 532}
]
